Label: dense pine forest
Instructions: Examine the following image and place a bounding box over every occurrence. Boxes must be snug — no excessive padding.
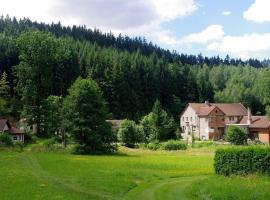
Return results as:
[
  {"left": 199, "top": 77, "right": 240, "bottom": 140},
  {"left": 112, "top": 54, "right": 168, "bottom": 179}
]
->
[{"left": 1, "top": 15, "right": 270, "bottom": 125}]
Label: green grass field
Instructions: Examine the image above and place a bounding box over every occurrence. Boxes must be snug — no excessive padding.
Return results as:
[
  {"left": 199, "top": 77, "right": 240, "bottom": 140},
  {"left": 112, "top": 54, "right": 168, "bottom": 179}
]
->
[{"left": 1, "top": 146, "right": 270, "bottom": 200}]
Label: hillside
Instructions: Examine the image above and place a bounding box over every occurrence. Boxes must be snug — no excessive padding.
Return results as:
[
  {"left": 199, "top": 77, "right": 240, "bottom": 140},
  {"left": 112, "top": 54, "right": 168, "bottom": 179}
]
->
[{"left": 0, "top": 16, "right": 270, "bottom": 121}]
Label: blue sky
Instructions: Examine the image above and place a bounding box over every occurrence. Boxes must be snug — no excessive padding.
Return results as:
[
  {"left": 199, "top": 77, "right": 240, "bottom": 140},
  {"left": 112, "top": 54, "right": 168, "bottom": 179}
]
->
[{"left": 1, "top": 0, "right": 270, "bottom": 59}]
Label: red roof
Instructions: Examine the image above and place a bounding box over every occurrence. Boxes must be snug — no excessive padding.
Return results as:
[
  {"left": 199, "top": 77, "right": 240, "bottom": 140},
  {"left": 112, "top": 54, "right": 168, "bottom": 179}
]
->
[
  {"left": 189, "top": 103, "right": 247, "bottom": 116},
  {"left": 0, "top": 118, "right": 23, "bottom": 135},
  {"left": 8, "top": 127, "right": 23, "bottom": 135},
  {"left": 197, "top": 105, "right": 217, "bottom": 116},
  {"left": 240, "top": 116, "right": 270, "bottom": 129}
]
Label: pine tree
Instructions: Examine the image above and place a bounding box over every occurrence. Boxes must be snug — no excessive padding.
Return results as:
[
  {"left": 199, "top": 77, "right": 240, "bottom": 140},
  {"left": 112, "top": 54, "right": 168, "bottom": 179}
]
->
[{"left": 0, "top": 72, "right": 10, "bottom": 99}]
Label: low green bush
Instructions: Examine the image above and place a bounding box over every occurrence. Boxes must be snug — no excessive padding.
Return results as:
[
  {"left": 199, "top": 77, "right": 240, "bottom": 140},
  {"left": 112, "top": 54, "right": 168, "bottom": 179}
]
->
[
  {"left": 117, "top": 119, "right": 142, "bottom": 148},
  {"left": 225, "top": 125, "right": 247, "bottom": 145},
  {"left": 161, "top": 140, "right": 187, "bottom": 150},
  {"left": 146, "top": 141, "right": 161, "bottom": 151},
  {"left": 43, "top": 138, "right": 57, "bottom": 148},
  {"left": 214, "top": 146, "right": 270, "bottom": 176},
  {"left": 0, "top": 133, "right": 13, "bottom": 146}
]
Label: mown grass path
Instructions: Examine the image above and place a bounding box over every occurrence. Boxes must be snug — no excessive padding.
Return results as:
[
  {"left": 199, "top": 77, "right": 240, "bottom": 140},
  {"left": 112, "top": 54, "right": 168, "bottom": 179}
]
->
[
  {"left": 124, "top": 176, "right": 206, "bottom": 200},
  {"left": 20, "top": 153, "right": 115, "bottom": 200}
]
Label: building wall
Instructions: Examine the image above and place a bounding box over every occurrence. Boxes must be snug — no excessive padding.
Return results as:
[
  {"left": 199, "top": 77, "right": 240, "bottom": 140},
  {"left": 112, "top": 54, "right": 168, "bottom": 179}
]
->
[
  {"left": 199, "top": 117, "right": 209, "bottom": 140},
  {"left": 208, "top": 108, "right": 226, "bottom": 140},
  {"left": 3, "top": 124, "right": 9, "bottom": 131},
  {"left": 11, "top": 134, "right": 24, "bottom": 143},
  {"left": 258, "top": 132, "right": 270, "bottom": 144},
  {"left": 180, "top": 106, "right": 198, "bottom": 138}
]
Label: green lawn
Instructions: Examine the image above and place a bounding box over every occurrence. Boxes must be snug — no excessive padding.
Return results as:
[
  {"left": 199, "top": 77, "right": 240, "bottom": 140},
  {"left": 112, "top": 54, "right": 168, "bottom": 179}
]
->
[{"left": 1, "top": 147, "right": 270, "bottom": 200}]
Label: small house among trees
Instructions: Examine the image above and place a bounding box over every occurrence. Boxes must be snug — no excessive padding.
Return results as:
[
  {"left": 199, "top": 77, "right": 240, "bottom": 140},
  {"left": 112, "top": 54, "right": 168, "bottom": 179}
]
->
[{"left": 0, "top": 118, "right": 24, "bottom": 143}]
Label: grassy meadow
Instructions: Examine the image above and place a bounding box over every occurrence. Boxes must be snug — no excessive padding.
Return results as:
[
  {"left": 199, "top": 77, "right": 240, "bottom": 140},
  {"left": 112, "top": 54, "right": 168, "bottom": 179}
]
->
[{"left": 1, "top": 146, "right": 270, "bottom": 200}]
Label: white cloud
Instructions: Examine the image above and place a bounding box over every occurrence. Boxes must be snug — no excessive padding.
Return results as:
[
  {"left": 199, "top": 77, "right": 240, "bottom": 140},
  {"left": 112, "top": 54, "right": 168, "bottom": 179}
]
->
[
  {"left": 149, "top": 0, "right": 198, "bottom": 23},
  {"left": 180, "top": 25, "right": 224, "bottom": 45},
  {"left": 222, "top": 11, "right": 231, "bottom": 16},
  {"left": 0, "top": 0, "right": 198, "bottom": 49},
  {"left": 244, "top": 0, "right": 270, "bottom": 23},
  {"left": 177, "top": 24, "right": 270, "bottom": 59},
  {"left": 207, "top": 33, "right": 270, "bottom": 59},
  {"left": 0, "top": 0, "right": 59, "bottom": 24}
]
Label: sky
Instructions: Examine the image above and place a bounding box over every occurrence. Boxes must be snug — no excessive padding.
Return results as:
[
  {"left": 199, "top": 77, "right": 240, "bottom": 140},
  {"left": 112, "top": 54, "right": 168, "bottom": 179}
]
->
[{"left": 1, "top": 0, "right": 270, "bottom": 59}]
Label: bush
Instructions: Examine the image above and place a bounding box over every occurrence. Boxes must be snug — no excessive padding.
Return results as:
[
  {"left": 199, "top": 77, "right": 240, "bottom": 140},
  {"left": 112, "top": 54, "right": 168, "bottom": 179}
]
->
[
  {"left": 0, "top": 133, "right": 13, "bottom": 146},
  {"left": 139, "top": 100, "right": 177, "bottom": 143},
  {"left": 73, "top": 143, "right": 117, "bottom": 154},
  {"left": 146, "top": 141, "right": 161, "bottom": 151},
  {"left": 161, "top": 140, "right": 187, "bottom": 150},
  {"left": 214, "top": 146, "right": 270, "bottom": 176},
  {"left": 225, "top": 125, "right": 247, "bottom": 145},
  {"left": 118, "top": 119, "right": 142, "bottom": 148}
]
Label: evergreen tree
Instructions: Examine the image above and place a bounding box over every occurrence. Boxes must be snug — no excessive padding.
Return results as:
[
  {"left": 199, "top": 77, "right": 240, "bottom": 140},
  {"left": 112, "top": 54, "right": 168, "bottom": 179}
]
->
[
  {"left": 0, "top": 71, "right": 10, "bottom": 98},
  {"left": 63, "top": 78, "right": 116, "bottom": 153},
  {"left": 140, "top": 100, "right": 177, "bottom": 142}
]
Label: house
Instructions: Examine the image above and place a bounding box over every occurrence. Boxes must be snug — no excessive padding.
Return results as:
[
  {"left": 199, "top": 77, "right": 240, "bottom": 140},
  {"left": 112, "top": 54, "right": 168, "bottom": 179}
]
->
[
  {"left": 235, "top": 114, "right": 270, "bottom": 144},
  {"left": 106, "top": 120, "right": 123, "bottom": 132},
  {"left": 180, "top": 102, "right": 247, "bottom": 140},
  {"left": 0, "top": 118, "right": 24, "bottom": 143}
]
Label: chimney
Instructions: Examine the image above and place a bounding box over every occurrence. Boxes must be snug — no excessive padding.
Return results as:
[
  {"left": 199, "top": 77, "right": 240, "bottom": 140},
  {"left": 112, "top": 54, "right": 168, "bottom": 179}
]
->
[
  {"left": 247, "top": 108, "right": 251, "bottom": 125},
  {"left": 205, "top": 100, "right": 210, "bottom": 106}
]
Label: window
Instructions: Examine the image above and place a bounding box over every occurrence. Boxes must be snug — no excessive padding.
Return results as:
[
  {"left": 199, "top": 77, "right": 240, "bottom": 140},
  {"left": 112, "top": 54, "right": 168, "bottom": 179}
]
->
[
  {"left": 186, "top": 117, "right": 188, "bottom": 121},
  {"left": 190, "top": 117, "right": 192, "bottom": 122},
  {"left": 229, "top": 116, "right": 235, "bottom": 121},
  {"left": 182, "top": 117, "right": 184, "bottom": 121},
  {"left": 13, "top": 136, "right": 17, "bottom": 141}
]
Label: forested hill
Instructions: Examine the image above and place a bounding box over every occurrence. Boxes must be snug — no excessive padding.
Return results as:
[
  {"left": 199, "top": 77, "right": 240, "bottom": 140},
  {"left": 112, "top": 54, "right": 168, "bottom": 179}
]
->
[
  {"left": 0, "top": 16, "right": 268, "bottom": 68},
  {"left": 0, "top": 16, "right": 270, "bottom": 121}
]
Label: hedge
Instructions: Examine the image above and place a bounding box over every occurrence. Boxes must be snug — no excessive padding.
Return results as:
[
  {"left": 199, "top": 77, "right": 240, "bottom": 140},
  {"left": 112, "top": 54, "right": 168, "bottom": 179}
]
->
[
  {"left": 161, "top": 140, "right": 187, "bottom": 150},
  {"left": 214, "top": 146, "right": 270, "bottom": 176}
]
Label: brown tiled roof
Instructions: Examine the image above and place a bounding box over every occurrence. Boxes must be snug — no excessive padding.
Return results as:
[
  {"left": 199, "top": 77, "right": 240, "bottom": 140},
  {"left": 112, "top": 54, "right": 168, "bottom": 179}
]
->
[
  {"left": 240, "top": 116, "right": 270, "bottom": 129},
  {"left": 189, "top": 103, "right": 247, "bottom": 116},
  {"left": 0, "top": 118, "right": 23, "bottom": 135},
  {"left": 8, "top": 127, "right": 23, "bottom": 135},
  {"left": 197, "top": 105, "right": 217, "bottom": 116}
]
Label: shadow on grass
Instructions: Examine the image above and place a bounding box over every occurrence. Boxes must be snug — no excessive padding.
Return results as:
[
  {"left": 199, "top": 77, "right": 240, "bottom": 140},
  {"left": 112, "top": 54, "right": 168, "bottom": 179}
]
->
[{"left": 73, "top": 150, "right": 140, "bottom": 157}]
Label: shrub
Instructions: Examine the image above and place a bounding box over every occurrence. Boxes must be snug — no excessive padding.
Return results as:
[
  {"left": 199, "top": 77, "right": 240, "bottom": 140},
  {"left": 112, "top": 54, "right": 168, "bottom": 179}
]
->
[
  {"left": 43, "top": 137, "right": 57, "bottom": 148},
  {"left": 73, "top": 143, "right": 117, "bottom": 154},
  {"left": 117, "top": 119, "right": 141, "bottom": 148},
  {"left": 161, "top": 140, "right": 187, "bottom": 150},
  {"left": 225, "top": 125, "right": 247, "bottom": 145},
  {"left": 139, "top": 100, "right": 177, "bottom": 143},
  {"left": 0, "top": 133, "right": 13, "bottom": 146},
  {"left": 146, "top": 140, "right": 161, "bottom": 151},
  {"left": 214, "top": 146, "right": 270, "bottom": 176}
]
